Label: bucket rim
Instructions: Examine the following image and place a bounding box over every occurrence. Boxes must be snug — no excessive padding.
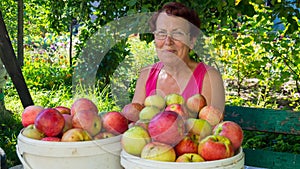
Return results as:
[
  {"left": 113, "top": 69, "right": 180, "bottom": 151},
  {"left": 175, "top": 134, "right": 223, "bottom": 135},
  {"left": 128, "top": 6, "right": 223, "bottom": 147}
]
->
[
  {"left": 121, "top": 147, "right": 244, "bottom": 167},
  {"left": 17, "top": 131, "right": 122, "bottom": 148}
]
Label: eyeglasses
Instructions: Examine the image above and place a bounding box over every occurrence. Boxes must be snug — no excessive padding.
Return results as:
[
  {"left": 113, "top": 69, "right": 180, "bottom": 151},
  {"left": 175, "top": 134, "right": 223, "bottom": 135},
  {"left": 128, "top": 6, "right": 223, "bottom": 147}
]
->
[{"left": 153, "top": 30, "right": 189, "bottom": 41}]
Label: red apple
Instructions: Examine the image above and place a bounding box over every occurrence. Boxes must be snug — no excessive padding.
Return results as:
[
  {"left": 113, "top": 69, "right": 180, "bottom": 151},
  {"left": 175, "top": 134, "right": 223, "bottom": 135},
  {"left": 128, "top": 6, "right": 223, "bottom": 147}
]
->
[
  {"left": 55, "top": 106, "right": 71, "bottom": 114},
  {"left": 141, "top": 141, "right": 176, "bottom": 162},
  {"left": 186, "top": 94, "right": 207, "bottom": 114},
  {"left": 198, "top": 106, "right": 224, "bottom": 126},
  {"left": 70, "top": 98, "right": 98, "bottom": 116},
  {"left": 174, "top": 135, "right": 198, "bottom": 156},
  {"left": 176, "top": 153, "right": 205, "bottom": 162},
  {"left": 121, "top": 102, "right": 144, "bottom": 122},
  {"left": 21, "top": 105, "right": 44, "bottom": 127},
  {"left": 165, "top": 103, "right": 188, "bottom": 119},
  {"left": 148, "top": 111, "right": 185, "bottom": 146},
  {"left": 72, "top": 110, "right": 102, "bottom": 136},
  {"left": 34, "top": 108, "right": 65, "bottom": 137},
  {"left": 102, "top": 111, "right": 128, "bottom": 135},
  {"left": 41, "top": 137, "right": 61, "bottom": 142},
  {"left": 61, "top": 128, "right": 92, "bottom": 142},
  {"left": 213, "top": 121, "right": 244, "bottom": 151},
  {"left": 94, "top": 131, "right": 115, "bottom": 140},
  {"left": 62, "top": 114, "right": 72, "bottom": 133},
  {"left": 198, "top": 135, "right": 234, "bottom": 161}
]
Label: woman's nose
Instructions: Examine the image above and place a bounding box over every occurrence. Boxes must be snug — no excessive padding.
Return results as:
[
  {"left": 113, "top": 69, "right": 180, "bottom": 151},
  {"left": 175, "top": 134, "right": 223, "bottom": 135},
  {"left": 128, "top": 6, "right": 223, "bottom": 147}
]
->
[{"left": 164, "top": 35, "right": 174, "bottom": 45}]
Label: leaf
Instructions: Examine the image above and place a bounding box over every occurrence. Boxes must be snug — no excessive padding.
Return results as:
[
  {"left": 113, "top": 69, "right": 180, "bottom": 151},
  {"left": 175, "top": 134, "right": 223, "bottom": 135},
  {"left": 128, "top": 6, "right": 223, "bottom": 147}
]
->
[
  {"left": 126, "top": 0, "right": 137, "bottom": 7},
  {"left": 235, "top": 0, "right": 242, "bottom": 6}
]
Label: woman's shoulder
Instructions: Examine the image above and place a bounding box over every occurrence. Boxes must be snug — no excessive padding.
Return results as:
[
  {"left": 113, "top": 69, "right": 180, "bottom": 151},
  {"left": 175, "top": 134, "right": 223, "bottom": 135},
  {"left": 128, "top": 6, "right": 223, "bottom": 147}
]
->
[{"left": 140, "top": 62, "right": 162, "bottom": 74}]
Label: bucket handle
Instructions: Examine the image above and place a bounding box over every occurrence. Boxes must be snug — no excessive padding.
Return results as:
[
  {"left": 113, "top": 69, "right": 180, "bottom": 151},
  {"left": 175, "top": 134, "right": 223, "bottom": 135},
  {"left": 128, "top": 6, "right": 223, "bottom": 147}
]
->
[{"left": 16, "top": 145, "right": 32, "bottom": 169}]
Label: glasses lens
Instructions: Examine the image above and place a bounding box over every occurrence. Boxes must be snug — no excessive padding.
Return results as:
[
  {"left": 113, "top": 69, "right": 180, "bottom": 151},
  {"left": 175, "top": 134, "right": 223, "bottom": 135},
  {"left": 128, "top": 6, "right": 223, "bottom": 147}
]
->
[
  {"left": 171, "top": 31, "right": 185, "bottom": 40},
  {"left": 154, "top": 31, "right": 167, "bottom": 40},
  {"left": 154, "top": 30, "right": 188, "bottom": 41}
]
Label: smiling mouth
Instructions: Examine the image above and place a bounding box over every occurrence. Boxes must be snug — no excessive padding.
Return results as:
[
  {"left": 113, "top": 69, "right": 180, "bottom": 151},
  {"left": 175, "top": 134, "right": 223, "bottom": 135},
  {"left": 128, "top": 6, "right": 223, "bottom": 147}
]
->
[{"left": 165, "top": 49, "right": 176, "bottom": 53}]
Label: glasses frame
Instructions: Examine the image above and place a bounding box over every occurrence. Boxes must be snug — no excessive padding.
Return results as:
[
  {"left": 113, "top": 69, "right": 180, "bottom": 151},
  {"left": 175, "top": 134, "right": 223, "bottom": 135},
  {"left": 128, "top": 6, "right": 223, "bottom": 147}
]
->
[{"left": 153, "top": 30, "right": 190, "bottom": 41}]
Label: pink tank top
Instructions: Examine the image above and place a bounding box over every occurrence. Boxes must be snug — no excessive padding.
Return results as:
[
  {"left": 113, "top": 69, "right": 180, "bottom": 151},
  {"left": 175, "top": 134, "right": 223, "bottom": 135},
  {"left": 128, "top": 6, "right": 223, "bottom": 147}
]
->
[{"left": 145, "top": 62, "right": 211, "bottom": 100}]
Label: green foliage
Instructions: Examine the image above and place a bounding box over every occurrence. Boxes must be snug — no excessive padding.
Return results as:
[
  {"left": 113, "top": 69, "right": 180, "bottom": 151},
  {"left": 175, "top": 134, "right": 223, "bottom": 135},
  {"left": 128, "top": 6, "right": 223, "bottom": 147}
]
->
[{"left": 210, "top": 3, "right": 300, "bottom": 110}]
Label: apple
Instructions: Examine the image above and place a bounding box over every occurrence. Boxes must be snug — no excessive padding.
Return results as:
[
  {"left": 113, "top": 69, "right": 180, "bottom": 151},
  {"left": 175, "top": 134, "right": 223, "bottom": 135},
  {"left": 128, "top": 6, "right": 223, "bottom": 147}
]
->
[
  {"left": 164, "top": 93, "right": 185, "bottom": 106},
  {"left": 185, "top": 118, "right": 212, "bottom": 141},
  {"left": 70, "top": 98, "right": 98, "bottom": 116},
  {"left": 134, "top": 119, "right": 149, "bottom": 130},
  {"left": 61, "top": 128, "right": 92, "bottom": 142},
  {"left": 174, "top": 135, "right": 198, "bottom": 156},
  {"left": 94, "top": 131, "right": 115, "bottom": 140},
  {"left": 148, "top": 111, "right": 185, "bottom": 145},
  {"left": 176, "top": 153, "right": 205, "bottom": 162},
  {"left": 121, "top": 102, "right": 144, "bottom": 122},
  {"left": 72, "top": 110, "right": 102, "bottom": 136},
  {"left": 34, "top": 108, "right": 65, "bottom": 137},
  {"left": 41, "top": 137, "right": 61, "bottom": 142},
  {"left": 213, "top": 121, "right": 244, "bottom": 151},
  {"left": 62, "top": 114, "right": 72, "bottom": 133},
  {"left": 141, "top": 141, "right": 176, "bottom": 162},
  {"left": 21, "top": 105, "right": 44, "bottom": 127},
  {"left": 102, "top": 111, "right": 128, "bottom": 135},
  {"left": 186, "top": 94, "right": 206, "bottom": 114},
  {"left": 198, "top": 135, "right": 234, "bottom": 161},
  {"left": 165, "top": 103, "right": 188, "bottom": 119},
  {"left": 144, "top": 94, "right": 166, "bottom": 110},
  {"left": 139, "top": 106, "right": 161, "bottom": 121},
  {"left": 22, "top": 124, "right": 45, "bottom": 140},
  {"left": 198, "top": 106, "right": 224, "bottom": 126},
  {"left": 55, "top": 106, "right": 71, "bottom": 114},
  {"left": 121, "top": 125, "right": 151, "bottom": 156}
]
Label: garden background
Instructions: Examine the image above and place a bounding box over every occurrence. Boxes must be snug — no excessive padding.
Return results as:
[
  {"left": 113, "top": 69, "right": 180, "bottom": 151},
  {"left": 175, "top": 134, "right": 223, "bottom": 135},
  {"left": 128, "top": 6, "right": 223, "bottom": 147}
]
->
[{"left": 0, "top": 0, "right": 299, "bottom": 167}]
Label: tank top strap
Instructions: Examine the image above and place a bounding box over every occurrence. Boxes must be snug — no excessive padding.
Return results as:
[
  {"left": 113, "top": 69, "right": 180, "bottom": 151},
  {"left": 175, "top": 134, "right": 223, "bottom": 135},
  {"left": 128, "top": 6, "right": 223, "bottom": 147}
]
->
[
  {"left": 181, "top": 62, "right": 211, "bottom": 100},
  {"left": 145, "top": 62, "right": 163, "bottom": 97}
]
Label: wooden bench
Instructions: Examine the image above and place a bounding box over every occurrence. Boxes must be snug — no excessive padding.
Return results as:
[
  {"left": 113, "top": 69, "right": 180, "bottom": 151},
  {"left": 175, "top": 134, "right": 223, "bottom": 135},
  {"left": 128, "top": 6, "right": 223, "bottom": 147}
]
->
[{"left": 224, "top": 105, "right": 300, "bottom": 169}]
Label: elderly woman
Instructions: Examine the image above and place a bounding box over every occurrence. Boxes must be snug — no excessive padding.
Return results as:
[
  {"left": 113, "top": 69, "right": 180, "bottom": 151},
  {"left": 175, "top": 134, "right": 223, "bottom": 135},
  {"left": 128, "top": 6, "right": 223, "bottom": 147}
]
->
[{"left": 130, "top": 2, "right": 225, "bottom": 119}]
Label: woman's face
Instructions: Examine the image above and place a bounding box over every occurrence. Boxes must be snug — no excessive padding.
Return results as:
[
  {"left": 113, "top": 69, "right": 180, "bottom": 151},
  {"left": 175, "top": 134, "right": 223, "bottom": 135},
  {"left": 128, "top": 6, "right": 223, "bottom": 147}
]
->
[{"left": 154, "top": 12, "right": 193, "bottom": 65}]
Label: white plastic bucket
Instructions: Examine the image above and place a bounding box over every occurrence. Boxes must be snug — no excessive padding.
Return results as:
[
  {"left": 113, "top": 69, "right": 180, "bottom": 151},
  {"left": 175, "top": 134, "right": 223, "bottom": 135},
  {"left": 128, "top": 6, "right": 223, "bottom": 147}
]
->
[
  {"left": 121, "top": 147, "right": 244, "bottom": 169},
  {"left": 17, "top": 132, "right": 123, "bottom": 169}
]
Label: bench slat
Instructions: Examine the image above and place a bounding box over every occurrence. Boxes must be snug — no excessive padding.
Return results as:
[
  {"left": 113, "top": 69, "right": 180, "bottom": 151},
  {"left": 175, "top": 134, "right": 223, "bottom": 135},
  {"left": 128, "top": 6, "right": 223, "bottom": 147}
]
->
[
  {"left": 224, "top": 106, "right": 300, "bottom": 135},
  {"left": 243, "top": 148, "right": 300, "bottom": 169}
]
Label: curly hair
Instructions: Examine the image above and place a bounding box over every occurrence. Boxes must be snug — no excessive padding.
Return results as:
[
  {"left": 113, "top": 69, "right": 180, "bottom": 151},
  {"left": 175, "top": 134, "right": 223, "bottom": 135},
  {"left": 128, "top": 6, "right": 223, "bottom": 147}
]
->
[{"left": 149, "top": 2, "right": 201, "bottom": 38}]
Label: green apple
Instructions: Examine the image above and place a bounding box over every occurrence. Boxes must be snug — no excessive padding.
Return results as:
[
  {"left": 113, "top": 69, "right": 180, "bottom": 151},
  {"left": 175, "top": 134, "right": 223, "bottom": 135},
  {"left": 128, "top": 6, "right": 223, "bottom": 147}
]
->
[
  {"left": 176, "top": 153, "right": 205, "bottom": 162},
  {"left": 165, "top": 93, "right": 185, "bottom": 106},
  {"left": 141, "top": 141, "right": 176, "bottom": 162},
  {"left": 139, "top": 106, "right": 161, "bottom": 121},
  {"left": 121, "top": 125, "right": 151, "bottom": 156},
  {"left": 22, "top": 124, "right": 45, "bottom": 140},
  {"left": 185, "top": 118, "right": 212, "bottom": 141},
  {"left": 144, "top": 94, "right": 166, "bottom": 110}
]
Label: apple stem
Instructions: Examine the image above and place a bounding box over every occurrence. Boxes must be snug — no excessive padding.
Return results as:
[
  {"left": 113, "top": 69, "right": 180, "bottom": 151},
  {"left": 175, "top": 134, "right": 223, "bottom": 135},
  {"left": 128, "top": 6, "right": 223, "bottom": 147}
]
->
[{"left": 190, "top": 154, "right": 194, "bottom": 162}]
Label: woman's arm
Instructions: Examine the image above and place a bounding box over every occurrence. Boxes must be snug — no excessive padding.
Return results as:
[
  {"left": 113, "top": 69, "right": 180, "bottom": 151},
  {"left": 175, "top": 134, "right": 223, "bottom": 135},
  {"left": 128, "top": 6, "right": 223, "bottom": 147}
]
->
[
  {"left": 201, "top": 67, "right": 225, "bottom": 113},
  {"left": 131, "top": 66, "right": 151, "bottom": 105}
]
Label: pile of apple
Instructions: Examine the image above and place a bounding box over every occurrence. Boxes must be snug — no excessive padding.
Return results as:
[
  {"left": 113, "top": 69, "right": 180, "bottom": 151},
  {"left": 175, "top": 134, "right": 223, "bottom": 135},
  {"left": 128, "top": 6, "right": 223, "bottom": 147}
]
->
[
  {"left": 21, "top": 98, "right": 129, "bottom": 142},
  {"left": 121, "top": 93, "right": 244, "bottom": 162}
]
